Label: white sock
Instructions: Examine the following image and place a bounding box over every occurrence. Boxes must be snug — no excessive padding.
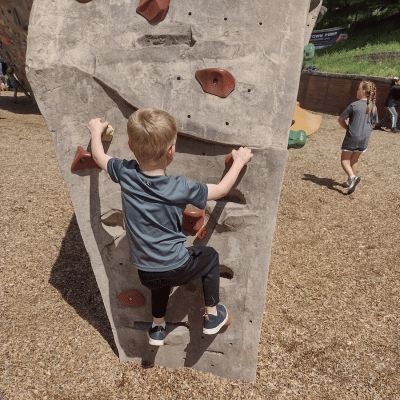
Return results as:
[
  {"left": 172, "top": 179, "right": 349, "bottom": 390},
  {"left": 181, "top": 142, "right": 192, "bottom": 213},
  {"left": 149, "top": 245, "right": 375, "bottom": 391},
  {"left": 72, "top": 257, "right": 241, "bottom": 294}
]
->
[
  {"left": 350, "top": 175, "right": 356, "bottom": 180},
  {"left": 152, "top": 321, "right": 166, "bottom": 328}
]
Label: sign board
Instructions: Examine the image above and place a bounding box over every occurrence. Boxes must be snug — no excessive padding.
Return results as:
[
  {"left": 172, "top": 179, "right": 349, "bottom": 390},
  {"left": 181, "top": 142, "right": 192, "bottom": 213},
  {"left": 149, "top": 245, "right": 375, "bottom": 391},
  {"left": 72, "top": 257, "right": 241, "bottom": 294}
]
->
[{"left": 310, "top": 26, "right": 349, "bottom": 50}]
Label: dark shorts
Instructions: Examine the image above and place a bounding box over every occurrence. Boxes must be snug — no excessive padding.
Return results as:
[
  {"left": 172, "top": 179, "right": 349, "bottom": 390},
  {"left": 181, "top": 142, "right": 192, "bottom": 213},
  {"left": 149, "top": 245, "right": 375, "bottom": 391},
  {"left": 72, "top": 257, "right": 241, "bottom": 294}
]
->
[{"left": 138, "top": 246, "right": 220, "bottom": 317}]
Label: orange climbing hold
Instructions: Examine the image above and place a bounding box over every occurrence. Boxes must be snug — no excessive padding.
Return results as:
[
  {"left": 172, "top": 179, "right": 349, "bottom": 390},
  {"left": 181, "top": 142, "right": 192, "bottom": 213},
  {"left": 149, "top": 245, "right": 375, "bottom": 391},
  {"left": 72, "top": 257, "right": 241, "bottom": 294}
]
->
[
  {"left": 195, "top": 68, "right": 235, "bottom": 98},
  {"left": 71, "top": 146, "right": 101, "bottom": 171},
  {"left": 291, "top": 102, "right": 322, "bottom": 136},
  {"left": 118, "top": 290, "right": 146, "bottom": 307},
  {"left": 182, "top": 209, "right": 207, "bottom": 239},
  {"left": 137, "top": 0, "right": 170, "bottom": 22},
  {"left": 2, "top": 36, "right": 10, "bottom": 46}
]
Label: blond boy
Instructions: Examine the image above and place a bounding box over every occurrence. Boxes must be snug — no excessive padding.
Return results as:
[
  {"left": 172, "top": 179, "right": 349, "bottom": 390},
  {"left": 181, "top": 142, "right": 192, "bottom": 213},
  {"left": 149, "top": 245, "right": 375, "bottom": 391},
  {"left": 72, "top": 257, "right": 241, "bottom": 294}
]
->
[{"left": 88, "top": 109, "right": 252, "bottom": 345}]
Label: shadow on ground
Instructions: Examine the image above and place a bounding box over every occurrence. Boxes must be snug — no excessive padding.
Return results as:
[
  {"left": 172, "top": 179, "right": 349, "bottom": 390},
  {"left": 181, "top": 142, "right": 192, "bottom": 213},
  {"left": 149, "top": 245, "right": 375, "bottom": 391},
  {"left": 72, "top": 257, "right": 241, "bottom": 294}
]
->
[
  {"left": 0, "top": 92, "right": 41, "bottom": 115},
  {"left": 48, "top": 214, "right": 118, "bottom": 355},
  {"left": 302, "top": 173, "right": 346, "bottom": 194}
]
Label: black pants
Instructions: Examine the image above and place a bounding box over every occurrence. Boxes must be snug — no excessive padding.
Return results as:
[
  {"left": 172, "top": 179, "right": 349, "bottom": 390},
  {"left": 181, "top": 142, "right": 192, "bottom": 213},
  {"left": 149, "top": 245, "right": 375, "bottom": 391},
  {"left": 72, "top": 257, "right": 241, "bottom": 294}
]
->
[{"left": 138, "top": 246, "right": 220, "bottom": 318}]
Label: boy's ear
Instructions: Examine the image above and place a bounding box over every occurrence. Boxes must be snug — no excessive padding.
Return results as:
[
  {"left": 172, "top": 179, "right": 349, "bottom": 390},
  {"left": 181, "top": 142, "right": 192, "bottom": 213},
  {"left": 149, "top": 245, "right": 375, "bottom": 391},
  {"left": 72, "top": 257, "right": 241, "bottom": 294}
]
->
[{"left": 166, "top": 144, "right": 175, "bottom": 160}]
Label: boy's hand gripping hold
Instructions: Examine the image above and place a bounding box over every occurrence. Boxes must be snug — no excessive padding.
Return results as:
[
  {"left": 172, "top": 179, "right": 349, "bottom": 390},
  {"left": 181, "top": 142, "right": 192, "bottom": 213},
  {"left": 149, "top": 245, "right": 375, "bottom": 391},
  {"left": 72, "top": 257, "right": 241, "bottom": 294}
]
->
[
  {"left": 87, "top": 118, "right": 112, "bottom": 172},
  {"left": 207, "top": 146, "right": 253, "bottom": 201}
]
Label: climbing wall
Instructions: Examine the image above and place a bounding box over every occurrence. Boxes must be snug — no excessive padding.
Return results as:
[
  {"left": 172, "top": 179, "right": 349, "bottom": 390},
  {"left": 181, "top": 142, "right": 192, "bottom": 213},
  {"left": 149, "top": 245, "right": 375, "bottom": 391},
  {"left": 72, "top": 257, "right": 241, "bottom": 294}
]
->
[
  {"left": 26, "top": 0, "right": 322, "bottom": 381},
  {"left": 0, "top": 0, "right": 33, "bottom": 97}
]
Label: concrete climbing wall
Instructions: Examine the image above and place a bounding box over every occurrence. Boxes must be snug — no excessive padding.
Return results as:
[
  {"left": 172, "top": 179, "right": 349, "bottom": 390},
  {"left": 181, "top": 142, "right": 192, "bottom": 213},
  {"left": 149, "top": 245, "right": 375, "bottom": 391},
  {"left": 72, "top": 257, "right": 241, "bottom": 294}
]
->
[
  {"left": 0, "top": 0, "right": 33, "bottom": 97},
  {"left": 25, "top": 0, "right": 322, "bottom": 381}
]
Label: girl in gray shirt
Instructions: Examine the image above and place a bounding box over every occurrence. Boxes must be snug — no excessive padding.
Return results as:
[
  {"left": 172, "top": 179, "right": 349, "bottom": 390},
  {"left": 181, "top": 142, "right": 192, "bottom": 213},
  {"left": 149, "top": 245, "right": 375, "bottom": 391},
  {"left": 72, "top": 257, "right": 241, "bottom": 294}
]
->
[{"left": 338, "top": 80, "right": 378, "bottom": 194}]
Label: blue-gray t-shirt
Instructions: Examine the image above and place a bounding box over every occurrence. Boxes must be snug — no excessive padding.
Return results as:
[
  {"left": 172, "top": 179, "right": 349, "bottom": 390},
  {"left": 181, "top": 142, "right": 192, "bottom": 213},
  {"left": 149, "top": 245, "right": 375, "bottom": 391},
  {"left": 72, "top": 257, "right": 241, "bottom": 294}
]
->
[
  {"left": 107, "top": 158, "right": 208, "bottom": 272},
  {"left": 341, "top": 99, "right": 378, "bottom": 150}
]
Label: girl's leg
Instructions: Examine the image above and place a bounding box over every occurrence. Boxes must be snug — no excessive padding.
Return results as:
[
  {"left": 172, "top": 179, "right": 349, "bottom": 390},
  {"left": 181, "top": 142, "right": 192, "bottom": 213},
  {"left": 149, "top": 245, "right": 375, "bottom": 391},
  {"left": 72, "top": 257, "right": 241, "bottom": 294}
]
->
[
  {"left": 341, "top": 151, "right": 354, "bottom": 178},
  {"left": 350, "top": 151, "right": 362, "bottom": 175},
  {"left": 13, "top": 88, "right": 18, "bottom": 103}
]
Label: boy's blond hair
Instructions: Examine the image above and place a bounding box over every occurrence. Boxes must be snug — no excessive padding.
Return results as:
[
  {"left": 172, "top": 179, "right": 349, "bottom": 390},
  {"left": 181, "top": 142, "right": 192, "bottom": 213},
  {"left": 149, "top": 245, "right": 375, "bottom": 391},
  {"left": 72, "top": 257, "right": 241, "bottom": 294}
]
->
[{"left": 127, "top": 109, "right": 177, "bottom": 165}]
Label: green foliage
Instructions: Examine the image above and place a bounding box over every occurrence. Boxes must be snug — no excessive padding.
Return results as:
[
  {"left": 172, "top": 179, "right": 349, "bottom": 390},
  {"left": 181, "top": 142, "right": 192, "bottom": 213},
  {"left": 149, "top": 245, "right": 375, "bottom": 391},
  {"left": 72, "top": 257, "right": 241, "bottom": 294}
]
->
[
  {"left": 305, "top": 19, "right": 400, "bottom": 77},
  {"left": 318, "top": 0, "right": 400, "bottom": 29}
]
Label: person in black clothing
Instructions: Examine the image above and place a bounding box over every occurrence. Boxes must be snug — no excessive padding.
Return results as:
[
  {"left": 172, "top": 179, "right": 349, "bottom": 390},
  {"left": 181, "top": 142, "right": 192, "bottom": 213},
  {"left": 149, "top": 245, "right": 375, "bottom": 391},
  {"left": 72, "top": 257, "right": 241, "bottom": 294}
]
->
[{"left": 375, "top": 77, "right": 400, "bottom": 133}]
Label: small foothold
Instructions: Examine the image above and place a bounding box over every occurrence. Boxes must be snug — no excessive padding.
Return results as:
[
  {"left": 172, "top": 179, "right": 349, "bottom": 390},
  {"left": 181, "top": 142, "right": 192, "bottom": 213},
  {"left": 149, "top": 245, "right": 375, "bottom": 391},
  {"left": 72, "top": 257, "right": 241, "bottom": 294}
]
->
[
  {"left": 182, "top": 209, "right": 206, "bottom": 237},
  {"left": 137, "top": 0, "right": 170, "bottom": 22},
  {"left": 76, "top": 0, "right": 93, "bottom": 3},
  {"left": 102, "top": 125, "right": 114, "bottom": 142},
  {"left": 71, "top": 146, "right": 101, "bottom": 171},
  {"left": 118, "top": 290, "right": 146, "bottom": 307},
  {"left": 195, "top": 68, "right": 235, "bottom": 98}
]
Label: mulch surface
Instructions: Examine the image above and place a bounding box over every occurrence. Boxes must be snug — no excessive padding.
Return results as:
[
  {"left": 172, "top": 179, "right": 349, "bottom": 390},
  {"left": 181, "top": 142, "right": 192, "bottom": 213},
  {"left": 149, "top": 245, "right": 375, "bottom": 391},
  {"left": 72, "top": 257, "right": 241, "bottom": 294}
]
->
[{"left": 1, "top": 90, "right": 399, "bottom": 399}]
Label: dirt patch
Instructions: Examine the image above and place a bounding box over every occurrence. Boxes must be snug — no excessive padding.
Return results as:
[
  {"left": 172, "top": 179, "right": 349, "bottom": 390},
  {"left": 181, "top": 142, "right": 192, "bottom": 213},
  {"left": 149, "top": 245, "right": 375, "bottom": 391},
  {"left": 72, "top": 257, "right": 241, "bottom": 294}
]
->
[{"left": 1, "top": 90, "right": 400, "bottom": 399}]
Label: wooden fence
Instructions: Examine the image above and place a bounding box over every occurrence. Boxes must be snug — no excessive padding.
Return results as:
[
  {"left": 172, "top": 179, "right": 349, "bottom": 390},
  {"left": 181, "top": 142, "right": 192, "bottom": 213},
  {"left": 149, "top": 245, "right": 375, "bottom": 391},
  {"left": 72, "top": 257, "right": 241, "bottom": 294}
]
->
[{"left": 297, "top": 71, "right": 396, "bottom": 125}]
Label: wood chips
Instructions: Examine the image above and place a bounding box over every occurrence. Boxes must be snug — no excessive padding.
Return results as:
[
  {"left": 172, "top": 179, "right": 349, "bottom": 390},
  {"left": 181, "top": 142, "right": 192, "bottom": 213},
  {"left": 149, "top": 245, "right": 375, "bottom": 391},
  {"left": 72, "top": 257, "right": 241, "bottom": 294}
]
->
[{"left": 1, "top": 91, "right": 399, "bottom": 399}]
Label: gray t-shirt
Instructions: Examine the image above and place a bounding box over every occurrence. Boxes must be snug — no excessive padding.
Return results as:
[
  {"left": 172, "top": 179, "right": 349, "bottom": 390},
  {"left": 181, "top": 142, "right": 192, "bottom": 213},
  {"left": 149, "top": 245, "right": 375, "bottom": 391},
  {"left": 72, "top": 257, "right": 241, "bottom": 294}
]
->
[
  {"left": 107, "top": 158, "right": 208, "bottom": 272},
  {"left": 341, "top": 99, "right": 378, "bottom": 150}
]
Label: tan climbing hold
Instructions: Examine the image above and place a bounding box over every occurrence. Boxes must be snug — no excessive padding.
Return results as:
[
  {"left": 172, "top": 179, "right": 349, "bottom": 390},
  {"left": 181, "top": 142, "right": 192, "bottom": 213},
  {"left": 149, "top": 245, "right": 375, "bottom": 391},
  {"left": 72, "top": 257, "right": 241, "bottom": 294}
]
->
[{"left": 102, "top": 125, "right": 114, "bottom": 142}]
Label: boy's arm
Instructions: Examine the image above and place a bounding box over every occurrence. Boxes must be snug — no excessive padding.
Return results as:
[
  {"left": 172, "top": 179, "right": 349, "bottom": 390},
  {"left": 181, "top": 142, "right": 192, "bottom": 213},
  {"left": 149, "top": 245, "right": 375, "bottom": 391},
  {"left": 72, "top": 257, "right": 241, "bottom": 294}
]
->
[
  {"left": 338, "top": 116, "right": 348, "bottom": 130},
  {"left": 87, "top": 118, "right": 112, "bottom": 172},
  {"left": 207, "top": 147, "right": 253, "bottom": 201}
]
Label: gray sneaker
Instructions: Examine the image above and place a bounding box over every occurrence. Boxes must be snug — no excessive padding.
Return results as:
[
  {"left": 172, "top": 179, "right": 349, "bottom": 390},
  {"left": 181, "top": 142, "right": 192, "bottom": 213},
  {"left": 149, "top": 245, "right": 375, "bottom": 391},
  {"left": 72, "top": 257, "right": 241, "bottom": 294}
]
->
[
  {"left": 342, "top": 179, "right": 351, "bottom": 188},
  {"left": 347, "top": 176, "right": 361, "bottom": 194},
  {"left": 203, "top": 304, "right": 231, "bottom": 335},
  {"left": 148, "top": 325, "right": 166, "bottom": 346}
]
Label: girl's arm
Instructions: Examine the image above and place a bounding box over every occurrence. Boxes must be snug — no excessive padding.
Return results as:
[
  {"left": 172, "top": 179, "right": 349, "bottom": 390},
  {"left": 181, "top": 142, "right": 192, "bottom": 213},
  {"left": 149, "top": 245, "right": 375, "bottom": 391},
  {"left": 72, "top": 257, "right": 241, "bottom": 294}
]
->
[{"left": 338, "top": 116, "right": 348, "bottom": 130}]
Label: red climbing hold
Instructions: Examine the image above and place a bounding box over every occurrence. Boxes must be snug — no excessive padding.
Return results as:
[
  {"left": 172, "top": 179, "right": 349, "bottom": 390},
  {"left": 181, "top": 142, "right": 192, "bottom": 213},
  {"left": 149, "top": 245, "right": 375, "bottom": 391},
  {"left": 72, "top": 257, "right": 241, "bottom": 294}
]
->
[
  {"left": 182, "top": 209, "right": 207, "bottom": 239},
  {"left": 71, "top": 146, "right": 101, "bottom": 171},
  {"left": 137, "top": 0, "right": 170, "bottom": 22},
  {"left": 195, "top": 68, "right": 235, "bottom": 98},
  {"left": 118, "top": 290, "right": 146, "bottom": 307},
  {"left": 2, "top": 36, "right": 10, "bottom": 46}
]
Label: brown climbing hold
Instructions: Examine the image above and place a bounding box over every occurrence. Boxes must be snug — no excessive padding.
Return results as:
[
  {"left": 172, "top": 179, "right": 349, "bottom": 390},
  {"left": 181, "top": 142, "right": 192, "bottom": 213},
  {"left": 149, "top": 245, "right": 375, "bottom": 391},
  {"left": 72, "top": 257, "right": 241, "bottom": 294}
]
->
[
  {"left": 182, "top": 209, "right": 207, "bottom": 239},
  {"left": 118, "top": 290, "right": 146, "bottom": 307},
  {"left": 76, "top": 0, "right": 93, "bottom": 3},
  {"left": 71, "top": 146, "right": 101, "bottom": 171},
  {"left": 136, "top": 0, "right": 170, "bottom": 22},
  {"left": 195, "top": 68, "right": 235, "bottom": 98}
]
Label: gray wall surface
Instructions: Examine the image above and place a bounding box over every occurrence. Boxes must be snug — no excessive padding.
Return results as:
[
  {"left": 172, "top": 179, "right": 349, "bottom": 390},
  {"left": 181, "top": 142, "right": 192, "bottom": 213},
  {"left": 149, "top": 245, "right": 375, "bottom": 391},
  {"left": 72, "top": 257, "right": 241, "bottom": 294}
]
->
[{"left": 26, "top": 0, "right": 321, "bottom": 381}]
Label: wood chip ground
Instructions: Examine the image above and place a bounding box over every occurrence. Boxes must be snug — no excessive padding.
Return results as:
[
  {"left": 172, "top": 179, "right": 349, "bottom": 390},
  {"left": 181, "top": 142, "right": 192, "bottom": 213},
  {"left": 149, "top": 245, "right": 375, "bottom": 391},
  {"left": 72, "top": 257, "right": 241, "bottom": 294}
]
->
[{"left": 1, "top": 91, "right": 399, "bottom": 399}]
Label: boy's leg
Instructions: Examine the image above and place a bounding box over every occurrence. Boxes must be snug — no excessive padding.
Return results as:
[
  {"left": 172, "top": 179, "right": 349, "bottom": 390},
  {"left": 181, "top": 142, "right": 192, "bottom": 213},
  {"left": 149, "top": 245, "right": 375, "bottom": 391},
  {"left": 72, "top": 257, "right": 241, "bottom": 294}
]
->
[
  {"left": 151, "top": 286, "right": 171, "bottom": 321},
  {"left": 388, "top": 106, "right": 398, "bottom": 131}
]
